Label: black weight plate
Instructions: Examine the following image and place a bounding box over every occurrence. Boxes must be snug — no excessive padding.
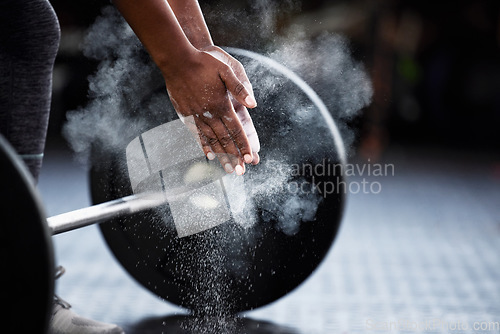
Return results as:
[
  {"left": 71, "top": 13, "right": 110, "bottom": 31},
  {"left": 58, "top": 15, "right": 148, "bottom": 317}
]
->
[
  {"left": 0, "top": 135, "right": 54, "bottom": 333},
  {"left": 91, "top": 49, "right": 346, "bottom": 314}
]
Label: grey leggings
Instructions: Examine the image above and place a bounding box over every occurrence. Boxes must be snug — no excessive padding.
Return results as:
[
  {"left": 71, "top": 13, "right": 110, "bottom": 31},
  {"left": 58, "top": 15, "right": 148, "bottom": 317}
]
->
[{"left": 0, "top": 0, "right": 60, "bottom": 183}]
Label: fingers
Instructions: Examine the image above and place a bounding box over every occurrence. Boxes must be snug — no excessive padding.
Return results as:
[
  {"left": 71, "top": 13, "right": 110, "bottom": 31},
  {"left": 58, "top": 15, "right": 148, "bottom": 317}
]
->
[
  {"left": 251, "top": 151, "right": 260, "bottom": 165},
  {"left": 211, "top": 120, "right": 245, "bottom": 175},
  {"left": 172, "top": 92, "right": 258, "bottom": 174},
  {"left": 219, "top": 64, "right": 257, "bottom": 109},
  {"left": 195, "top": 119, "right": 239, "bottom": 174},
  {"left": 193, "top": 121, "right": 215, "bottom": 161},
  {"left": 195, "top": 112, "right": 248, "bottom": 176},
  {"left": 202, "top": 46, "right": 256, "bottom": 100},
  {"left": 221, "top": 112, "right": 253, "bottom": 166},
  {"left": 232, "top": 100, "right": 260, "bottom": 153},
  {"left": 228, "top": 58, "right": 257, "bottom": 106}
]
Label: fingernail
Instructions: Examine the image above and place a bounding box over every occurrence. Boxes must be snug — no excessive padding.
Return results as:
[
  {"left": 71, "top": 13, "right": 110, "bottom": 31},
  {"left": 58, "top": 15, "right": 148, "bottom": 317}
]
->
[
  {"left": 207, "top": 152, "right": 215, "bottom": 160},
  {"left": 245, "top": 95, "right": 257, "bottom": 107},
  {"left": 235, "top": 165, "right": 244, "bottom": 175},
  {"left": 224, "top": 163, "right": 234, "bottom": 173},
  {"left": 244, "top": 154, "right": 252, "bottom": 164}
]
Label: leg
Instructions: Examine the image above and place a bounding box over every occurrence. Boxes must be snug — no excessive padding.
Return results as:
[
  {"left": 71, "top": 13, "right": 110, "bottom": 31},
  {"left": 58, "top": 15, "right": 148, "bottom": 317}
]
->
[
  {"left": 0, "top": 3, "right": 125, "bottom": 333},
  {"left": 0, "top": 0, "right": 60, "bottom": 183}
]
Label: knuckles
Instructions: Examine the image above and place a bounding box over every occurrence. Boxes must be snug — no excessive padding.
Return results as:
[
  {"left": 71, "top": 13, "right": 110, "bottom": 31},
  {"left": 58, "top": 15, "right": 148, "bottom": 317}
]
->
[
  {"left": 233, "top": 82, "right": 245, "bottom": 97},
  {"left": 217, "top": 134, "right": 233, "bottom": 148}
]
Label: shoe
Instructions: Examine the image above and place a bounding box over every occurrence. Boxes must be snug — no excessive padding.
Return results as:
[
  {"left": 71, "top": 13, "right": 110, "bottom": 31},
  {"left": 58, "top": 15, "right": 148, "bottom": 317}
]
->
[{"left": 49, "top": 266, "right": 125, "bottom": 334}]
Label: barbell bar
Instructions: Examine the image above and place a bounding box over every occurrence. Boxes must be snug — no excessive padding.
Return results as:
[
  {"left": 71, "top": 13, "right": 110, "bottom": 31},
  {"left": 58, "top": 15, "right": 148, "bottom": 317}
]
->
[{"left": 47, "top": 192, "right": 166, "bottom": 235}]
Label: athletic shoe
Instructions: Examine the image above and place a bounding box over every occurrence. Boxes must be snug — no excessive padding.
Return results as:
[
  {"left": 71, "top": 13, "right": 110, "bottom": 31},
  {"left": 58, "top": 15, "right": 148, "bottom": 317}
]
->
[{"left": 49, "top": 266, "right": 124, "bottom": 334}]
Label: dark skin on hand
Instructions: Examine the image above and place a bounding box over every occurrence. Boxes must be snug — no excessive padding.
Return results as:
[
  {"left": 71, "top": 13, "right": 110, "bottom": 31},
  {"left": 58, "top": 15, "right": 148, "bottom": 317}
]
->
[{"left": 113, "top": 0, "right": 260, "bottom": 175}]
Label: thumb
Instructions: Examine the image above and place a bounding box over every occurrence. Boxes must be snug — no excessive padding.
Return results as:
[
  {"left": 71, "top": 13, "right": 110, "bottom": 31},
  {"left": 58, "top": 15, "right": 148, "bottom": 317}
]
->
[{"left": 220, "top": 67, "right": 257, "bottom": 109}]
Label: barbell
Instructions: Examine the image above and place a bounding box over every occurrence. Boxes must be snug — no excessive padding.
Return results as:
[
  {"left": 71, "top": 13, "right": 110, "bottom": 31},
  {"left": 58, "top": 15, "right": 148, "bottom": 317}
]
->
[{"left": 1, "top": 48, "right": 347, "bottom": 333}]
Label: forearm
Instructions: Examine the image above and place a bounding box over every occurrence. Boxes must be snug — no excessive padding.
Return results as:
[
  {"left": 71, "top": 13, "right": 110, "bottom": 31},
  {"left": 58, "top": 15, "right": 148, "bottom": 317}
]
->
[
  {"left": 112, "top": 0, "right": 198, "bottom": 77},
  {"left": 167, "top": 0, "right": 213, "bottom": 49}
]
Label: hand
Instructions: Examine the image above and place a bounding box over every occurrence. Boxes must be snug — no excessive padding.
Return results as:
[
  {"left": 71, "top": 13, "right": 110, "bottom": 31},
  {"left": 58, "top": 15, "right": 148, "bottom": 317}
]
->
[
  {"left": 231, "top": 97, "right": 260, "bottom": 165},
  {"left": 201, "top": 46, "right": 260, "bottom": 165},
  {"left": 161, "top": 48, "right": 257, "bottom": 175}
]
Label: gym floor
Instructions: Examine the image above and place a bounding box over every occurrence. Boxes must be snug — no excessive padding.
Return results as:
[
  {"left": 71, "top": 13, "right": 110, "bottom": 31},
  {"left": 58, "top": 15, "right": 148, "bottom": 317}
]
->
[{"left": 38, "top": 140, "right": 500, "bottom": 334}]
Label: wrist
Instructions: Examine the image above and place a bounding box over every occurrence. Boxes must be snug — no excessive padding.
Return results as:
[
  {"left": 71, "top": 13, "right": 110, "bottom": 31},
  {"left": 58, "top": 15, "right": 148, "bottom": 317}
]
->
[
  {"left": 155, "top": 42, "right": 200, "bottom": 80},
  {"left": 187, "top": 34, "right": 214, "bottom": 50}
]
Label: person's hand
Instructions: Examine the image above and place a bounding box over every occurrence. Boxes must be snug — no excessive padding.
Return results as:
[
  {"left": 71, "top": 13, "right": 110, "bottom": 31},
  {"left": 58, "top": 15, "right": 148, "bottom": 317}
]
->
[
  {"left": 161, "top": 48, "right": 257, "bottom": 175},
  {"left": 201, "top": 46, "right": 260, "bottom": 165},
  {"left": 230, "top": 96, "right": 260, "bottom": 165}
]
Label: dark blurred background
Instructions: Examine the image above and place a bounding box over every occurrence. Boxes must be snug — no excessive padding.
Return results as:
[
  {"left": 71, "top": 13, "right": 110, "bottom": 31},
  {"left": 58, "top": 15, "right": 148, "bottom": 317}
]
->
[
  {"left": 40, "top": 2, "right": 499, "bottom": 331},
  {"left": 48, "top": 0, "right": 500, "bottom": 158}
]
